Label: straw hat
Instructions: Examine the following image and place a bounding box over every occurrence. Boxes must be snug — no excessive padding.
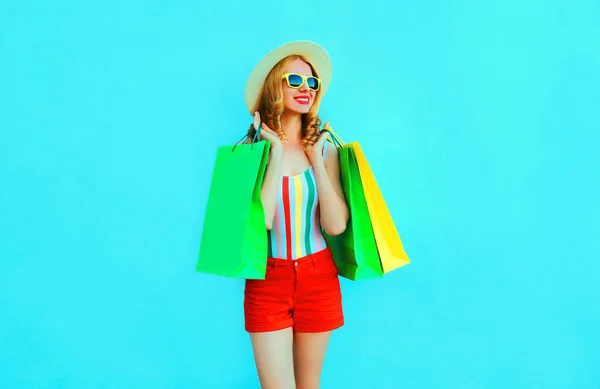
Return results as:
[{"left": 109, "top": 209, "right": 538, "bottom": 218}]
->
[{"left": 243, "top": 40, "right": 332, "bottom": 114}]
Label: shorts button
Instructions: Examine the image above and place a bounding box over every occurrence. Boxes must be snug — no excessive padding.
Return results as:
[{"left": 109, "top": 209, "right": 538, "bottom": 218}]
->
[{"left": 294, "top": 262, "right": 298, "bottom": 266}]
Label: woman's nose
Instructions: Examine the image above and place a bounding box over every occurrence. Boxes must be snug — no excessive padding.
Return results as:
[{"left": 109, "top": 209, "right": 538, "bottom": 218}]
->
[{"left": 298, "top": 79, "right": 309, "bottom": 92}]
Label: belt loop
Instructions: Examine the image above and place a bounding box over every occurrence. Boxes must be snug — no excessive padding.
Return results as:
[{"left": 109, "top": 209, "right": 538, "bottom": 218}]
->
[{"left": 311, "top": 254, "right": 317, "bottom": 268}]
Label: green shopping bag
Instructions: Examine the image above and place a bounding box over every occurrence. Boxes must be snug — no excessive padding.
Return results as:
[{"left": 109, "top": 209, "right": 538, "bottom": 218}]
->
[
  {"left": 323, "top": 130, "right": 383, "bottom": 281},
  {"left": 196, "top": 128, "right": 271, "bottom": 279}
]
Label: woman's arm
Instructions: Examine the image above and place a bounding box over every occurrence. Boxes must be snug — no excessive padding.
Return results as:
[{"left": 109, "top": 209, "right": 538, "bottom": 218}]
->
[{"left": 313, "top": 142, "right": 349, "bottom": 236}]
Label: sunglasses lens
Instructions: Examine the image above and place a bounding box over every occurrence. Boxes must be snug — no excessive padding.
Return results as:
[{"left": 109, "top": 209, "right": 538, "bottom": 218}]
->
[
  {"left": 287, "top": 74, "right": 303, "bottom": 88},
  {"left": 307, "top": 77, "right": 319, "bottom": 91}
]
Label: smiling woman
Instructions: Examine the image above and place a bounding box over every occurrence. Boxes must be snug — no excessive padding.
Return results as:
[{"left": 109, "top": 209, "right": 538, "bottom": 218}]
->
[
  {"left": 245, "top": 54, "right": 323, "bottom": 146},
  {"left": 240, "top": 41, "right": 350, "bottom": 389}
]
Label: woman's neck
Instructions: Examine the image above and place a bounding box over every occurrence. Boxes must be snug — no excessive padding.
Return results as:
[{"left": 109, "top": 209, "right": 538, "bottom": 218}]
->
[{"left": 280, "top": 111, "right": 303, "bottom": 144}]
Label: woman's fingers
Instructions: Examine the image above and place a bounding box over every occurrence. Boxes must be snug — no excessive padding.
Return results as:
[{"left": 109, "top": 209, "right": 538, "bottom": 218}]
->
[
  {"left": 315, "top": 131, "right": 330, "bottom": 150},
  {"left": 253, "top": 111, "right": 261, "bottom": 129}
]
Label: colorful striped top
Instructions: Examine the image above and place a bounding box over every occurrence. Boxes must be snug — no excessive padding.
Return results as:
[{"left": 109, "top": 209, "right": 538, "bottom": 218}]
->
[{"left": 267, "top": 146, "right": 329, "bottom": 260}]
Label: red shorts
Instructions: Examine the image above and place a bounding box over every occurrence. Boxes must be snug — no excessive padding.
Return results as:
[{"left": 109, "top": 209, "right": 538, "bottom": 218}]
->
[{"left": 244, "top": 247, "right": 344, "bottom": 333}]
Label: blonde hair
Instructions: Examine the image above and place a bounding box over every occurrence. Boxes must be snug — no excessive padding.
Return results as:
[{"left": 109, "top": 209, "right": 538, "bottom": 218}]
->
[{"left": 246, "top": 55, "right": 323, "bottom": 147}]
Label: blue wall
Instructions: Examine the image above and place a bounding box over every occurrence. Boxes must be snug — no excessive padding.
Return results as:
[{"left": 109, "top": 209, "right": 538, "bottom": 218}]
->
[{"left": 1, "top": 0, "right": 598, "bottom": 388}]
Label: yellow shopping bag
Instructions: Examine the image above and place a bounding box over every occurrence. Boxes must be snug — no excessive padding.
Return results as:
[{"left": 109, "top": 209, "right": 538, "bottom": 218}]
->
[{"left": 326, "top": 128, "right": 410, "bottom": 273}]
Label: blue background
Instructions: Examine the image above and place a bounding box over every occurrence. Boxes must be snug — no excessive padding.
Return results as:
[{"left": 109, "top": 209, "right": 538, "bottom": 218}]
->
[{"left": 1, "top": 0, "right": 599, "bottom": 388}]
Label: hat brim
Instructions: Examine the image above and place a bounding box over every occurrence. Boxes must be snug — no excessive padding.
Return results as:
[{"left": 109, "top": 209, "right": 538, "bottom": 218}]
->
[{"left": 244, "top": 40, "right": 332, "bottom": 114}]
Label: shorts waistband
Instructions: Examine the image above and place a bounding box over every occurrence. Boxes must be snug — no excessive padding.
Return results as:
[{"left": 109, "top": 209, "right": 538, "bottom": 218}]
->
[{"left": 267, "top": 247, "right": 332, "bottom": 267}]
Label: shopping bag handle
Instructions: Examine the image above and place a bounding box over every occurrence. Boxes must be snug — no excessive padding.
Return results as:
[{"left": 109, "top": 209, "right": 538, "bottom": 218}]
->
[
  {"left": 321, "top": 126, "right": 345, "bottom": 148},
  {"left": 232, "top": 121, "right": 263, "bottom": 152}
]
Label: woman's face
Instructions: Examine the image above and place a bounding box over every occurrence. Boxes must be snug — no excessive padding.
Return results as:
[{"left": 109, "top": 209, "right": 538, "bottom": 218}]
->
[{"left": 282, "top": 59, "right": 317, "bottom": 114}]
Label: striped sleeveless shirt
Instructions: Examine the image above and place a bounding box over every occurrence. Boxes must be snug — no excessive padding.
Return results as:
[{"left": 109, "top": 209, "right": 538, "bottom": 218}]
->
[{"left": 267, "top": 146, "right": 329, "bottom": 260}]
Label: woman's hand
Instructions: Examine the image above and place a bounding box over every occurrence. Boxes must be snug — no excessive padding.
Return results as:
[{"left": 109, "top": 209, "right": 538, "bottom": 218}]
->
[
  {"left": 254, "top": 111, "right": 283, "bottom": 161},
  {"left": 304, "top": 121, "right": 331, "bottom": 168}
]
